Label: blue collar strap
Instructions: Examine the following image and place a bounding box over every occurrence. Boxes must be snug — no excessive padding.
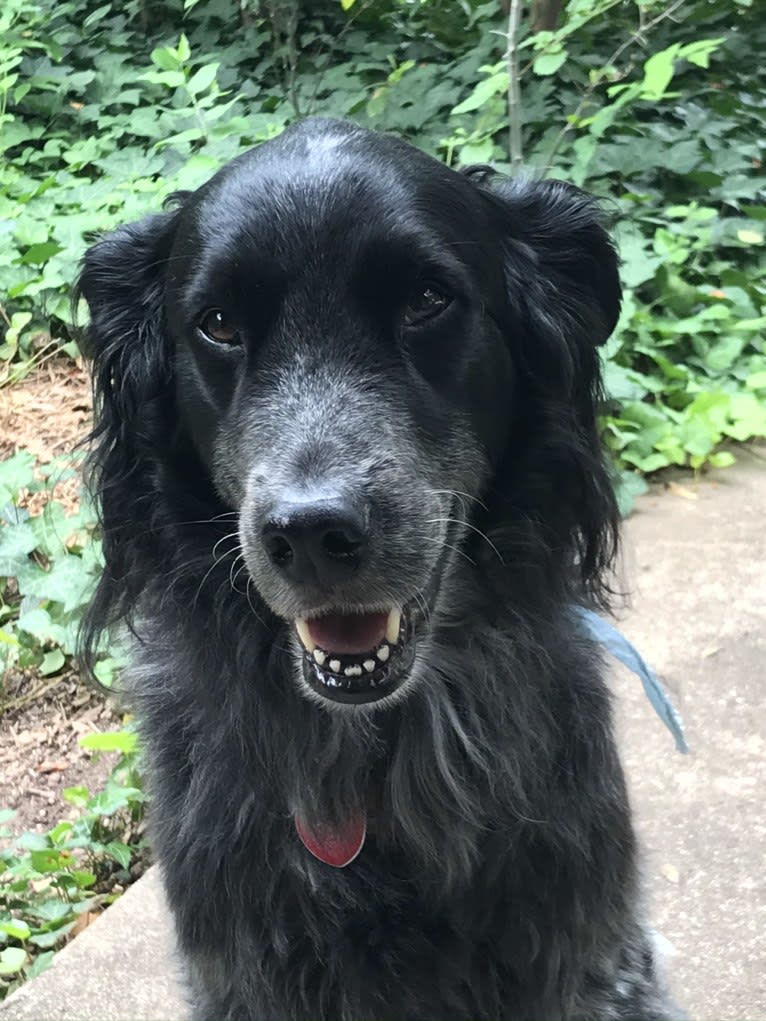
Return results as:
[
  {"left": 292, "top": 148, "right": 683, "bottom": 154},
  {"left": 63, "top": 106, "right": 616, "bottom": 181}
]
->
[{"left": 573, "top": 606, "right": 689, "bottom": 754}]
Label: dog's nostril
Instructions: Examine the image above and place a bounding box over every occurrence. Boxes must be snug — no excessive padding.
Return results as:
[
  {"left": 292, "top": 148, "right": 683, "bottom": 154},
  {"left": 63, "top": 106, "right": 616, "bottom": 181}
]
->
[
  {"left": 321, "top": 528, "right": 363, "bottom": 562},
  {"left": 267, "top": 534, "right": 294, "bottom": 566},
  {"left": 261, "top": 497, "right": 369, "bottom": 583}
]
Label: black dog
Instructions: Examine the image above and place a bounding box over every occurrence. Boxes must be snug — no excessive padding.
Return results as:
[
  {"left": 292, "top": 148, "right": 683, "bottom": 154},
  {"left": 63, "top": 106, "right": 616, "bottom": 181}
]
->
[{"left": 78, "top": 118, "right": 680, "bottom": 1020}]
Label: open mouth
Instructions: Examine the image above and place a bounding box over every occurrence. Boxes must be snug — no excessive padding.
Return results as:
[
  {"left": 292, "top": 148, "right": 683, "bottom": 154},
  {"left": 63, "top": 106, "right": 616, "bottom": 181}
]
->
[{"left": 295, "top": 607, "right": 415, "bottom": 704}]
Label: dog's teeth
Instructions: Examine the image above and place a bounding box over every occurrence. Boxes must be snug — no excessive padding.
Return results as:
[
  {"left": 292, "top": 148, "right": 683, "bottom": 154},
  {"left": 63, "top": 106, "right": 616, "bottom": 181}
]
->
[
  {"left": 377, "top": 644, "right": 390, "bottom": 663},
  {"left": 295, "top": 619, "right": 316, "bottom": 652},
  {"left": 329, "top": 659, "right": 342, "bottom": 674},
  {"left": 385, "top": 608, "right": 401, "bottom": 644},
  {"left": 363, "top": 659, "right": 376, "bottom": 673},
  {"left": 313, "top": 649, "right": 326, "bottom": 666},
  {"left": 344, "top": 665, "right": 363, "bottom": 677}
]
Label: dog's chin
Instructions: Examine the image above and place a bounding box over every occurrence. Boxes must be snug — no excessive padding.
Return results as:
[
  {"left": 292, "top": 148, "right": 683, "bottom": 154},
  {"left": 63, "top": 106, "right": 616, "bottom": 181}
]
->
[{"left": 292, "top": 604, "right": 419, "bottom": 707}]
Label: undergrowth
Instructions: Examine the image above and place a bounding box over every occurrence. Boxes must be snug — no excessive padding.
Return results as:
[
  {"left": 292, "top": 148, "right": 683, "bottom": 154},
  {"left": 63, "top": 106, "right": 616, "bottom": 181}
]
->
[{"left": 0, "top": 732, "right": 145, "bottom": 998}]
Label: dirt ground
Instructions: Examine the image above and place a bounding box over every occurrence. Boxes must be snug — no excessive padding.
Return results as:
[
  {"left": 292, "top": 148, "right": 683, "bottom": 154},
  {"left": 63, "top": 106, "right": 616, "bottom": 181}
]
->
[{"left": 0, "top": 358, "right": 120, "bottom": 838}]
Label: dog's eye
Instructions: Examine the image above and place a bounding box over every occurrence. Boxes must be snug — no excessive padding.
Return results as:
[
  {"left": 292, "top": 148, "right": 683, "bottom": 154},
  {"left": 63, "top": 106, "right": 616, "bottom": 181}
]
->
[
  {"left": 198, "top": 309, "right": 240, "bottom": 346},
  {"left": 403, "top": 283, "right": 450, "bottom": 327}
]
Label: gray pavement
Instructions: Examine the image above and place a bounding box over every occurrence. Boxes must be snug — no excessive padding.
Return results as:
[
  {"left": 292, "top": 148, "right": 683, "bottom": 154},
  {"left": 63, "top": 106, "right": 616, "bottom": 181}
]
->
[{"left": 2, "top": 448, "right": 764, "bottom": 1021}]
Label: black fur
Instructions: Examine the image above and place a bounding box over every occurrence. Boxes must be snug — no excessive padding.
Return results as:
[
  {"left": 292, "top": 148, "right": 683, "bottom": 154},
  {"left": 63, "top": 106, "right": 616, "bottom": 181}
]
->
[{"left": 77, "top": 118, "right": 680, "bottom": 1020}]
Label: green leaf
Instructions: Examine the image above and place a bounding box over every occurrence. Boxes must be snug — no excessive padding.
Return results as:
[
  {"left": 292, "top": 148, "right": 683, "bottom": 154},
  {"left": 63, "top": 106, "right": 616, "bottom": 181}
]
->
[
  {"left": 62, "top": 786, "right": 90, "bottom": 808},
  {"left": 632, "top": 452, "right": 671, "bottom": 473},
  {"left": 93, "top": 655, "right": 124, "bottom": 688},
  {"left": 0, "top": 946, "right": 27, "bottom": 976},
  {"left": 19, "top": 241, "right": 62, "bottom": 265},
  {"left": 615, "top": 471, "right": 649, "bottom": 517},
  {"left": 0, "top": 918, "right": 31, "bottom": 941},
  {"left": 0, "top": 522, "right": 38, "bottom": 576},
  {"left": 617, "top": 227, "right": 662, "bottom": 287},
  {"left": 142, "top": 69, "right": 186, "bottom": 90},
  {"left": 48, "top": 821, "right": 74, "bottom": 844},
  {"left": 151, "top": 46, "right": 181, "bottom": 72},
  {"left": 0, "top": 450, "right": 36, "bottom": 504},
  {"left": 105, "top": 840, "right": 132, "bottom": 869},
  {"left": 451, "top": 68, "right": 506, "bottom": 115},
  {"left": 707, "top": 451, "right": 736, "bottom": 468},
  {"left": 704, "top": 334, "right": 747, "bottom": 374},
  {"left": 22, "top": 554, "right": 91, "bottom": 614},
  {"left": 745, "top": 371, "right": 766, "bottom": 390},
  {"left": 532, "top": 50, "right": 567, "bottom": 77},
  {"left": 725, "top": 394, "right": 766, "bottom": 441},
  {"left": 88, "top": 784, "right": 145, "bottom": 816},
  {"left": 737, "top": 229, "right": 763, "bottom": 245},
  {"left": 29, "top": 925, "right": 73, "bottom": 949},
  {"left": 29, "top": 849, "right": 74, "bottom": 873},
  {"left": 640, "top": 45, "right": 679, "bottom": 101},
  {"left": 186, "top": 63, "right": 218, "bottom": 96},
  {"left": 177, "top": 33, "right": 191, "bottom": 63},
  {"left": 71, "top": 870, "right": 97, "bottom": 889},
  {"left": 39, "top": 648, "right": 65, "bottom": 676},
  {"left": 17, "top": 607, "right": 65, "bottom": 647},
  {"left": 26, "top": 951, "right": 54, "bottom": 979},
  {"left": 679, "top": 37, "right": 725, "bottom": 69},
  {"left": 80, "top": 730, "right": 138, "bottom": 755}
]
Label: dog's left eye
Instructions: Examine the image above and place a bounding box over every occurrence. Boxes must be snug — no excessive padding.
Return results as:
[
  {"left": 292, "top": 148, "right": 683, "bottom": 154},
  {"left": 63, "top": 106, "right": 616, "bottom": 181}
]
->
[
  {"left": 198, "top": 309, "right": 240, "bottom": 346},
  {"left": 403, "top": 283, "right": 451, "bottom": 327}
]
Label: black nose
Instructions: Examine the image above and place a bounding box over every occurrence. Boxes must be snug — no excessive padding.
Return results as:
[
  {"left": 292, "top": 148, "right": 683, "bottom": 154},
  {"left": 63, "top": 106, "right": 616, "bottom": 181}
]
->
[{"left": 261, "top": 497, "right": 369, "bottom": 586}]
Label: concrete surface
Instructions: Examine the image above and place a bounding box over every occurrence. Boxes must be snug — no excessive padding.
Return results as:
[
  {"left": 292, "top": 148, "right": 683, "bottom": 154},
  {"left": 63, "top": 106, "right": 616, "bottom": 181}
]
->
[
  {"left": 616, "top": 446, "right": 766, "bottom": 1021},
  {"left": 2, "top": 447, "right": 764, "bottom": 1021},
  {"left": 0, "top": 868, "right": 186, "bottom": 1020}
]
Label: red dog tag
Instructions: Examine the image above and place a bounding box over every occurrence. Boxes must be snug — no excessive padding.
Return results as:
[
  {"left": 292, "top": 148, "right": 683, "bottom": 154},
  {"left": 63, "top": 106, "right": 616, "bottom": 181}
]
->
[{"left": 295, "top": 813, "right": 366, "bottom": 868}]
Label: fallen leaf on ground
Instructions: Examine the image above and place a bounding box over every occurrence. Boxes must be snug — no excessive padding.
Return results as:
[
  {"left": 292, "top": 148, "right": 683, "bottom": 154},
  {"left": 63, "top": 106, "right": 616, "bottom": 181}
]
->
[
  {"left": 661, "top": 863, "right": 680, "bottom": 884},
  {"left": 667, "top": 481, "right": 697, "bottom": 501},
  {"left": 36, "top": 760, "right": 69, "bottom": 774},
  {"left": 71, "top": 910, "right": 101, "bottom": 937}
]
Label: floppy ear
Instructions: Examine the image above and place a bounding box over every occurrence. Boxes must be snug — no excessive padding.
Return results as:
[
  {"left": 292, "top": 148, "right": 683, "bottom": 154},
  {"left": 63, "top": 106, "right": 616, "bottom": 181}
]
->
[
  {"left": 78, "top": 209, "right": 181, "bottom": 429},
  {"left": 487, "top": 176, "right": 620, "bottom": 423},
  {"left": 76, "top": 209, "right": 181, "bottom": 664},
  {"left": 479, "top": 177, "right": 622, "bottom": 599}
]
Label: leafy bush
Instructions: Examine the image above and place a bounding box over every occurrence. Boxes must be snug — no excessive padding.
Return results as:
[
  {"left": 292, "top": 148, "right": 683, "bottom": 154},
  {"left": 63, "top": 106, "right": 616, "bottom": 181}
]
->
[
  {"left": 0, "top": 731, "right": 145, "bottom": 999},
  {"left": 0, "top": 0, "right": 763, "bottom": 482},
  {"left": 0, "top": 450, "right": 123, "bottom": 688}
]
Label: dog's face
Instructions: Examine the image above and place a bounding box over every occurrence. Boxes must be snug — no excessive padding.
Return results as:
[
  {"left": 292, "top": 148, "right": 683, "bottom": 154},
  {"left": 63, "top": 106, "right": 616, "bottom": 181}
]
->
[{"left": 79, "top": 118, "right": 621, "bottom": 709}]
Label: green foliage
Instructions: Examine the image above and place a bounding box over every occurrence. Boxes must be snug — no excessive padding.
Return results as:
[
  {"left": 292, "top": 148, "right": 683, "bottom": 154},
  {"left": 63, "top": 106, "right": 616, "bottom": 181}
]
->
[
  {"left": 451, "top": 2, "right": 766, "bottom": 478},
  {"left": 0, "top": 451, "right": 121, "bottom": 689},
  {"left": 0, "top": 733, "right": 145, "bottom": 999},
  {"left": 0, "top": 0, "right": 762, "bottom": 478}
]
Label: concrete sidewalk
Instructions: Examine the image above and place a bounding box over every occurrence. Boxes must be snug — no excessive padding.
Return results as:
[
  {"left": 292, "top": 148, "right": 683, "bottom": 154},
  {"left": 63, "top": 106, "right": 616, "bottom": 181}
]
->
[{"left": 3, "top": 449, "right": 764, "bottom": 1021}]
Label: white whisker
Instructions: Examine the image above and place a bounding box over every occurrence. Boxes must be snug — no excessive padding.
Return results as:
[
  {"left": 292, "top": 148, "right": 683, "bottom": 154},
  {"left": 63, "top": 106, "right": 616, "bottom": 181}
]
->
[{"left": 426, "top": 517, "right": 504, "bottom": 564}]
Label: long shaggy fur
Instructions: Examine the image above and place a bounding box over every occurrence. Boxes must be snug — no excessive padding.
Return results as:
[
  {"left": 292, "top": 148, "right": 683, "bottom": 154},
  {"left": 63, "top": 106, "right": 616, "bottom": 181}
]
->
[{"left": 77, "top": 118, "right": 680, "bottom": 1020}]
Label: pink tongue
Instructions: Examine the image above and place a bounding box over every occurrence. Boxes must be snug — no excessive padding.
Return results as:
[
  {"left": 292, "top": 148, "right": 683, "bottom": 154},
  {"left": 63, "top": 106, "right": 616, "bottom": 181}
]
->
[
  {"left": 307, "top": 612, "right": 388, "bottom": 654},
  {"left": 295, "top": 814, "right": 366, "bottom": 868}
]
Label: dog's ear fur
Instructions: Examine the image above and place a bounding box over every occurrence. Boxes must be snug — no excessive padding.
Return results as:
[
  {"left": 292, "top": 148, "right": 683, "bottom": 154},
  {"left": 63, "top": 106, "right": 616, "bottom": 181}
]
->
[
  {"left": 479, "top": 177, "right": 621, "bottom": 603},
  {"left": 487, "top": 176, "right": 620, "bottom": 410},
  {"left": 77, "top": 210, "right": 180, "bottom": 424},
  {"left": 75, "top": 210, "right": 181, "bottom": 666}
]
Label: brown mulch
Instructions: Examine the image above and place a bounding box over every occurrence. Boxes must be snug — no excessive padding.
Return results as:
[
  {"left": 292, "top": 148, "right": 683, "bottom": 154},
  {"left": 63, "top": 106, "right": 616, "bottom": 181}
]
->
[
  {"left": 0, "top": 356, "right": 120, "bottom": 839},
  {"left": 0, "top": 357, "right": 91, "bottom": 463},
  {"left": 0, "top": 669, "right": 120, "bottom": 838}
]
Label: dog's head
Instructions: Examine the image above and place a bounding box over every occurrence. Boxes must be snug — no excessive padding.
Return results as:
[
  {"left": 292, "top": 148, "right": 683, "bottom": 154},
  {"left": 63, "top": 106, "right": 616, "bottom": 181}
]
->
[{"left": 78, "top": 118, "right": 620, "bottom": 709}]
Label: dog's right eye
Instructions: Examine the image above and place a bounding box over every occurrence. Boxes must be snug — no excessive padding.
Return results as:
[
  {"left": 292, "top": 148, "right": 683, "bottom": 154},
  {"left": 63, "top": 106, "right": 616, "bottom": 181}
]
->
[
  {"left": 403, "top": 282, "right": 451, "bottom": 328},
  {"left": 198, "top": 309, "right": 240, "bottom": 346}
]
